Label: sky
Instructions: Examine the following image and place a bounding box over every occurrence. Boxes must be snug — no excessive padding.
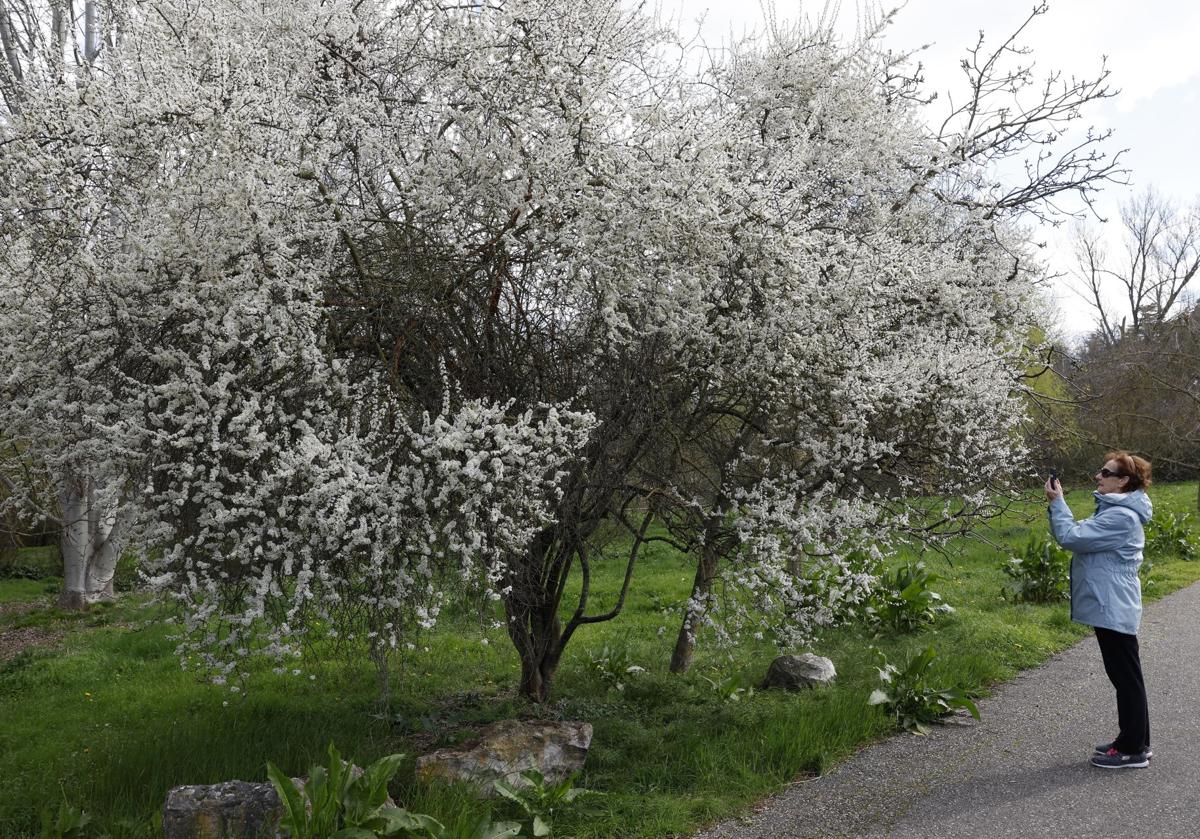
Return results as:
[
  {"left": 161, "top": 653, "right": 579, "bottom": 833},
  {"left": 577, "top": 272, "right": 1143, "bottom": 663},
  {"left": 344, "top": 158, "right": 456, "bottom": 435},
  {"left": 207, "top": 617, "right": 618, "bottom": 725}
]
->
[{"left": 659, "top": 0, "right": 1200, "bottom": 339}]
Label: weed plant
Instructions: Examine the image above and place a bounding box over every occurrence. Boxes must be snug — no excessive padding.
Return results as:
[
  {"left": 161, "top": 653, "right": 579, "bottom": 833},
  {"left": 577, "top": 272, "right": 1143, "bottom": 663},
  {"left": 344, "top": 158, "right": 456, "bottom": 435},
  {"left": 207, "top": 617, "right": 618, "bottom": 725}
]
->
[
  {"left": 866, "top": 559, "right": 955, "bottom": 632},
  {"left": 1001, "top": 537, "right": 1071, "bottom": 604},
  {"left": 867, "top": 646, "right": 980, "bottom": 734}
]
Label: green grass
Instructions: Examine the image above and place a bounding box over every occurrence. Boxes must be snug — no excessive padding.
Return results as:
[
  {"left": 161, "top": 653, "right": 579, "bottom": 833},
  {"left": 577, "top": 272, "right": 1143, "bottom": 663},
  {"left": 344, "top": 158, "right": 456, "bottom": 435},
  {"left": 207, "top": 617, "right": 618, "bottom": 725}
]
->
[
  {"left": 2, "top": 484, "right": 1199, "bottom": 838},
  {"left": 0, "top": 577, "right": 58, "bottom": 604}
]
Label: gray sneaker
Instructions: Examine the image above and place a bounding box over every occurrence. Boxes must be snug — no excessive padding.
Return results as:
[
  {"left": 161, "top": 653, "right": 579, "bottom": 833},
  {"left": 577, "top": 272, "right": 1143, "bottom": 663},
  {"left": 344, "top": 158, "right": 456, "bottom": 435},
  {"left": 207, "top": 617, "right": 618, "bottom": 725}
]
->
[
  {"left": 1090, "top": 748, "right": 1150, "bottom": 769},
  {"left": 1094, "top": 741, "right": 1152, "bottom": 759}
]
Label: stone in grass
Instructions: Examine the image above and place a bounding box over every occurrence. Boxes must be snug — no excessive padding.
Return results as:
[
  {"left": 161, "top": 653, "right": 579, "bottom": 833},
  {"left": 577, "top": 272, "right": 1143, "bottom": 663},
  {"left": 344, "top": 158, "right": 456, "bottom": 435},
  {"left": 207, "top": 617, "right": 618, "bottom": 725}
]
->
[
  {"left": 415, "top": 719, "right": 592, "bottom": 795},
  {"left": 761, "top": 653, "right": 837, "bottom": 691},
  {"left": 163, "top": 781, "right": 282, "bottom": 839}
]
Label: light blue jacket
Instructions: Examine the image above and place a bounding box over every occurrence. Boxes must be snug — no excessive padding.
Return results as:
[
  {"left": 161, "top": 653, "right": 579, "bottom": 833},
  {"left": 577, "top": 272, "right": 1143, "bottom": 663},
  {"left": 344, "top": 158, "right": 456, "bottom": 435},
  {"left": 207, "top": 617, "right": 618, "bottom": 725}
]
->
[{"left": 1048, "top": 490, "right": 1153, "bottom": 635}]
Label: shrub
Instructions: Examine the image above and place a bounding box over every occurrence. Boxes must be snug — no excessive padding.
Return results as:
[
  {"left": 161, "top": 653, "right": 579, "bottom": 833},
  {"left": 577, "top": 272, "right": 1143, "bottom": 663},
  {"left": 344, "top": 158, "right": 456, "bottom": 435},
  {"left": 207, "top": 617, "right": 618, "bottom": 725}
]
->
[
  {"left": 1001, "top": 537, "right": 1070, "bottom": 604},
  {"left": 1145, "top": 512, "right": 1198, "bottom": 561},
  {"left": 698, "top": 670, "right": 755, "bottom": 704},
  {"left": 0, "top": 546, "right": 59, "bottom": 581},
  {"left": 867, "top": 646, "right": 980, "bottom": 735},
  {"left": 866, "top": 559, "right": 955, "bottom": 632}
]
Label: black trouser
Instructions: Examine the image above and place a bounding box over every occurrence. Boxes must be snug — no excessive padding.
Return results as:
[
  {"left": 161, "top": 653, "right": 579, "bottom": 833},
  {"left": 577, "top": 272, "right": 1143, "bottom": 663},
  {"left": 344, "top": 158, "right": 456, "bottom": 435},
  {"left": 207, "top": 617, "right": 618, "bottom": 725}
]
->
[{"left": 1094, "top": 626, "right": 1150, "bottom": 754}]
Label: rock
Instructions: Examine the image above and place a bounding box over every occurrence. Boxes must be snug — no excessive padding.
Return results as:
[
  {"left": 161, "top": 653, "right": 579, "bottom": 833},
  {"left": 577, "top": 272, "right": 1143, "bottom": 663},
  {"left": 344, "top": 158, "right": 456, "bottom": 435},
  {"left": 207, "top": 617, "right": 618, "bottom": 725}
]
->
[
  {"left": 416, "top": 719, "right": 592, "bottom": 794},
  {"left": 761, "top": 653, "right": 836, "bottom": 691},
  {"left": 163, "top": 781, "right": 282, "bottom": 839}
]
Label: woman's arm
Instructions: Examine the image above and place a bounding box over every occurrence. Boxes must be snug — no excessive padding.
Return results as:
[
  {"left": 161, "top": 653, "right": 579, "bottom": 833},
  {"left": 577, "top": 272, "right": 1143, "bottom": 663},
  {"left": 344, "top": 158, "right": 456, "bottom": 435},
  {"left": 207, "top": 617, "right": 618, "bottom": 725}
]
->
[{"left": 1048, "top": 497, "right": 1135, "bottom": 553}]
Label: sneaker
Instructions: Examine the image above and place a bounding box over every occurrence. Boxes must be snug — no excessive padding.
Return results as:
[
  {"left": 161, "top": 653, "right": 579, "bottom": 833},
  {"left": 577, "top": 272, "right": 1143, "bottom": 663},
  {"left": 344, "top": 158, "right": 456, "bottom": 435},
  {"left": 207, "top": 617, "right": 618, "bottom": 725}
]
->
[
  {"left": 1094, "top": 741, "right": 1153, "bottom": 759},
  {"left": 1090, "top": 748, "right": 1150, "bottom": 769}
]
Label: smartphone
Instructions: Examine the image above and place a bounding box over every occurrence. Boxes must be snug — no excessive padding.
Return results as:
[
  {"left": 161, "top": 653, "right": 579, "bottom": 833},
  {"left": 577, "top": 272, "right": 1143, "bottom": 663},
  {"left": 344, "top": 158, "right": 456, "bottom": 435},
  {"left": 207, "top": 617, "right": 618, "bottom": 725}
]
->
[{"left": 1049, "top": 469, "right": 1060, "bottom": 488}]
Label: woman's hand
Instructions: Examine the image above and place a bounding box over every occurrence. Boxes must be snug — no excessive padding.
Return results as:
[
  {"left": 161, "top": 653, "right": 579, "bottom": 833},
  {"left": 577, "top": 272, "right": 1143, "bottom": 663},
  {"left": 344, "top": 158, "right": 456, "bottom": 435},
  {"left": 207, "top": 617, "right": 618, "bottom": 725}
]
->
[{"left": 1045, "top": 476, "right": 1064, "bottom": 502}]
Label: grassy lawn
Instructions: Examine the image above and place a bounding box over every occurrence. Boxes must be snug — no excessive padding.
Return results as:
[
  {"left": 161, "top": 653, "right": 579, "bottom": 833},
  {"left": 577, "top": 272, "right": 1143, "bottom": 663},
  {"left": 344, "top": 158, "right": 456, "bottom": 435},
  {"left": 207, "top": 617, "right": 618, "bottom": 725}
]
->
[{"left": 2, "top": 484, "right": 1198, "bottom": 838}]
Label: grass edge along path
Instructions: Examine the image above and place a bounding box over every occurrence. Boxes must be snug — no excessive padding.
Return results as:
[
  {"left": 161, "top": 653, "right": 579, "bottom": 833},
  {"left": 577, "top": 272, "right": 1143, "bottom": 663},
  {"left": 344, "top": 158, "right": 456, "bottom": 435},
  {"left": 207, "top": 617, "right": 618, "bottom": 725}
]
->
[{"left": 1, "top": 484, "right": 1198, "bottom": 838}]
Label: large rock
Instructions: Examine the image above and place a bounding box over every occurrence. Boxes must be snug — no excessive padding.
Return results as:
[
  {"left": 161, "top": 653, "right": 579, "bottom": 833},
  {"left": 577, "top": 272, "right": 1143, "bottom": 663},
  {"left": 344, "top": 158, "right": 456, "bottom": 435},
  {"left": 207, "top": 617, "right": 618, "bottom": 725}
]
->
[
  {"left": 761, "top": 653, "right": 836, "bottom": 691},
  {"left": 163, "top": 781, "right": 282, "bottom": 839},
  {"left": 415, "top": 719, "right": 592, "bottom": 794}
]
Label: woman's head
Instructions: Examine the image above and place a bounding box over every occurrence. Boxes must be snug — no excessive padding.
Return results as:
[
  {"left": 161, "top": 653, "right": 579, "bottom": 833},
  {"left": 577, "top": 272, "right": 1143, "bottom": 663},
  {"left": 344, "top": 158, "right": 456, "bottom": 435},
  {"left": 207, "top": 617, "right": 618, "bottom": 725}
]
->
[{"left": 1095, "top": 451, "right": 1152, "bottom": 494}]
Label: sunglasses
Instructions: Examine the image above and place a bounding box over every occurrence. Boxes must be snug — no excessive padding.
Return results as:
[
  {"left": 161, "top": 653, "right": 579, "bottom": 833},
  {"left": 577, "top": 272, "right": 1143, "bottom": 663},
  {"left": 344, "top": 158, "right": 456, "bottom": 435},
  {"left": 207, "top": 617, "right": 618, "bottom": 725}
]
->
[{"left": 1098, "top": 468, "right": 1125, "bottom": 478}]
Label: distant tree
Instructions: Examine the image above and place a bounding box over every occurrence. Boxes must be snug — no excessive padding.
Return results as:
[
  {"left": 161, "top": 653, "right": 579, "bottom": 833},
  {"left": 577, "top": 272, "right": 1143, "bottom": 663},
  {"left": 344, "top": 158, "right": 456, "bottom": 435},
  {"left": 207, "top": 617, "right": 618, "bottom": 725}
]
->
[
  {"left": 1073, "top": 187, "right": 1200, "bottom": 344},
  {"left": 1057, "top": 188, "right": 1200, "bottom": 488}
]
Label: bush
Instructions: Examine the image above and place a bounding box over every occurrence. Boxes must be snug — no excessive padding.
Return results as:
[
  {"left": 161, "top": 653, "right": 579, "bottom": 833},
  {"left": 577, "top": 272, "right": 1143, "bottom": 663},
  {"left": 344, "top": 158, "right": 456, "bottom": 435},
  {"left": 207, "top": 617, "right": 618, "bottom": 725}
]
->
[
  {"left": 1145, "top": 512, "right": 1199, "bottom": 561},
  {"left": 585, "top": 640, "right": 645, "bottom": 693},
  {"left": 866, "top": 560, "right": 955, "bottom": 633},
  {"left": 1001, "top": 537, "right": 1070, "bottom": 604},
  {"left": 38, "top": 800, "right": 91, "bottom": 839}
]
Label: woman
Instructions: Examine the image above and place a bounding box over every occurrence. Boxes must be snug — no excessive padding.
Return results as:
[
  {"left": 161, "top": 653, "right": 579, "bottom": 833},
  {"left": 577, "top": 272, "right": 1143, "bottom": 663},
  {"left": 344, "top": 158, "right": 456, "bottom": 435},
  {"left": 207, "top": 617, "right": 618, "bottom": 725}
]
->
[{"left": 1044, "top": 451, "right": 1154, "bottom": 769}]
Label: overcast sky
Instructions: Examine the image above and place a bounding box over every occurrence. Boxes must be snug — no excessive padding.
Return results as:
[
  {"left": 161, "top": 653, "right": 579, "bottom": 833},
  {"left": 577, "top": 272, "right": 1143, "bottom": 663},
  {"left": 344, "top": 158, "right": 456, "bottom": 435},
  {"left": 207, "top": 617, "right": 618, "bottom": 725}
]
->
[{"left": 660, "top": 0, "right": 1200, "bottom": 338}]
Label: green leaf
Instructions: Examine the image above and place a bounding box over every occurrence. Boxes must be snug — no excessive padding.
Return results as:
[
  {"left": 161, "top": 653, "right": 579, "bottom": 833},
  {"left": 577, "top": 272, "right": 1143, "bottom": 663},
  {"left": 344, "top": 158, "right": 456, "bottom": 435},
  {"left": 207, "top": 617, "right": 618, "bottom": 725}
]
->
[
  {"left": 480, "top": 821, "right": 523, "bottom": 839},
  {"left": 532, "top": 814, "right": 552, "bottom": 836},
  {"left": 949, "top": 696, "right": 981, "bottom": 720},
  {"left": 266, "top": 761, "right": 309, "bottom": 837},
  {"left": 867, "top": 688, "right": 891, "bottom": 706},
  {"left": 376, "top": 806, "right": 444, "bottom": 834},
  {"left": 520, "top": 768, "right": 546, "bottom": 787},
  {"left": 491, "top": 778, "right": 529, "bottom": 811},
  {"left": 329, "top": 829, "right": 377, "bottom": 839},
  {"left": 344, "top": 753, "right": 406, "bottom": 825}
]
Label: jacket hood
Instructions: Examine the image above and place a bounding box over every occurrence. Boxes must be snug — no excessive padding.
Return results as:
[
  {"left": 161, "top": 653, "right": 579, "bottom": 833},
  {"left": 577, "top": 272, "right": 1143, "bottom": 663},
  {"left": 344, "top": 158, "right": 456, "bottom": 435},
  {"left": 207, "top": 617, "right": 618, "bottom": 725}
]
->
[{"left": 1094, "top": 488, "right": 1153, "bottom": 523}]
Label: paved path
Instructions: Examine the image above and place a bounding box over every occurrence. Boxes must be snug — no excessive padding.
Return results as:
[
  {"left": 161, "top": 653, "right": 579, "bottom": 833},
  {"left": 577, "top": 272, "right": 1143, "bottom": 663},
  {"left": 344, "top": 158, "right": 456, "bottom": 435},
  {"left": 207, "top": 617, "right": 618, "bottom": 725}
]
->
[{"left": 696, "top": 581, "right": 1200, "bottom": 839}]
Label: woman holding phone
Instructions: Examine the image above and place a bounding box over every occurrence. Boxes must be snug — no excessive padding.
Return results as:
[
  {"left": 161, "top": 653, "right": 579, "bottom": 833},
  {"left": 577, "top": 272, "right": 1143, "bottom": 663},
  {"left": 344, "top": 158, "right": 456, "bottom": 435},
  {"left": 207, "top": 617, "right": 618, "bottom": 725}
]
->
[{"left": 1044, "top": 451, "right": 1154, "bottom": 769}]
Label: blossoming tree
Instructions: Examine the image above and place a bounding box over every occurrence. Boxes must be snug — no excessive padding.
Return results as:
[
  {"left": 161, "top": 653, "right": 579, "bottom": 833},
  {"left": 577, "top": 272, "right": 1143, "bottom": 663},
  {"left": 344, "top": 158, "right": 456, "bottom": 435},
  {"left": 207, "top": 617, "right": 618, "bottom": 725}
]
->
[{"left": 1, "top": 0, "right": 1122, "bottom": 700}]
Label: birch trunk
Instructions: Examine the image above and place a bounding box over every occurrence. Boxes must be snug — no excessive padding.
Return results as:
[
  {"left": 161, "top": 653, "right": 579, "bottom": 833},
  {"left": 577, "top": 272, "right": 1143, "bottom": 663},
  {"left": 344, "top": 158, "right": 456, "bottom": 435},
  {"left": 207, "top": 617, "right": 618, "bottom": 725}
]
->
[
  {"left": 0, "top": 2, "right": 26, "bottom": 114},
  {"left": 83, "top": 1, "right": 99, "bottom": 64},
  {"left": 56, "top": 474, "right": 123, "bottom": 610}
]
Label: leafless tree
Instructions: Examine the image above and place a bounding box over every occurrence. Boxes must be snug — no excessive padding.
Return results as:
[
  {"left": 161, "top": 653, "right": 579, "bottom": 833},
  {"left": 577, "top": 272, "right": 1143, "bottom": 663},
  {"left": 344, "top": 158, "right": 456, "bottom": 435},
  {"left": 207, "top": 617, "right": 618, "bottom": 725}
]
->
[{"left": 1073, "top": 188, "right": 1200, "bottom": 344}]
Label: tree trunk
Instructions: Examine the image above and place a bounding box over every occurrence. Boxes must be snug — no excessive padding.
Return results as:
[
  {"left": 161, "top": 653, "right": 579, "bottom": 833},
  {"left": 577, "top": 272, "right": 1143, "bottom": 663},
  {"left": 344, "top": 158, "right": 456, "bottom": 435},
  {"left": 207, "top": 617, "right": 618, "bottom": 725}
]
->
[
  {"left": 84, "top": 1, "right": 100, "bottom": 64},
  {"left": 517, "top": 648, "right": 560, "bottom": 704},
  {"left": 669, "top": 545, "right": 719, "bottom": 674},
  {"left": 56, "top": 475, "right": 122, "bottom": 610},
  {"left": 0, "top": 4, "right": 25, "bottom": 115},
  {"left": 509, "top": 604, "right": 564, "bottom": 703}
]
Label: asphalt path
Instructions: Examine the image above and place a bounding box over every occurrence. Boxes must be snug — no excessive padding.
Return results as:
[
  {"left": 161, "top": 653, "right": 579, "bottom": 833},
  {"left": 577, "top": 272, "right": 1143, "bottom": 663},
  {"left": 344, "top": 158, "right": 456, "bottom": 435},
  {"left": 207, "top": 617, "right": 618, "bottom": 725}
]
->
[{"left": 694, "top": 580, "right": 1200, "bottom": 839}]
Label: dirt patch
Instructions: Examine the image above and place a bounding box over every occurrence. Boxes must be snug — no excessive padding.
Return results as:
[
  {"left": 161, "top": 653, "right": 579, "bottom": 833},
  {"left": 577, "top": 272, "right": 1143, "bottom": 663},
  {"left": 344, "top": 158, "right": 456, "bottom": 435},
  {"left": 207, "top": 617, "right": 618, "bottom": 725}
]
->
[
  {"left": 0, "top": 600, "right": 42, "bottom": 617},
  {"left": 0, "top": 599, "right": 63, "bottom": 660},
  {"left": 0, "top": 623, "right": 65, "bottom": 661}
]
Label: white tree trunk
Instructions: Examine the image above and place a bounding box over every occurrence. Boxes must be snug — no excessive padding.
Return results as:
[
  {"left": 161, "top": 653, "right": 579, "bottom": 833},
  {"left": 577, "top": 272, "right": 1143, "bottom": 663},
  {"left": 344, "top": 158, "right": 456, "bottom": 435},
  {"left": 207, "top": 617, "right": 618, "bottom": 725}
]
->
[
  {"left": 83, "top": 1, "right": 99, "bottom": 64},
  {"left": 57, "top": 474, "right": 123, "bottom": 610}
]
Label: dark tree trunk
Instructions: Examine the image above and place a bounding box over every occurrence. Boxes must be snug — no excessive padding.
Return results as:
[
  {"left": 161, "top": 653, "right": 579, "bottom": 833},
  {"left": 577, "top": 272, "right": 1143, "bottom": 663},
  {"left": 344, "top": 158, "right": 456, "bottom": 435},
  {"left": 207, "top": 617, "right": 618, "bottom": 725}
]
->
[
  {"left": 669, "top": 545, "right": 719, "bottom": 674},
  {"left": 503, "top": 511, "right": 649, "bottom": 702},
  {"left": 508, "top": 601, "right": 565, "bottom": 703}
]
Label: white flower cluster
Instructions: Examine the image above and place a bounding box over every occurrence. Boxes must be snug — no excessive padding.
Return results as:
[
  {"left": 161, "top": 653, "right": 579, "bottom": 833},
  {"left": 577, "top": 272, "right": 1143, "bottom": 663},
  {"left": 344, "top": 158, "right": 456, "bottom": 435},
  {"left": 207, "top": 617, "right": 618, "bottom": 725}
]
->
[
  {"left": 0, "top": 0, "right": 596, "bottom": 674},
  {"left": 1, "top": 0, "right": 1072, "bottom": 686}
]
